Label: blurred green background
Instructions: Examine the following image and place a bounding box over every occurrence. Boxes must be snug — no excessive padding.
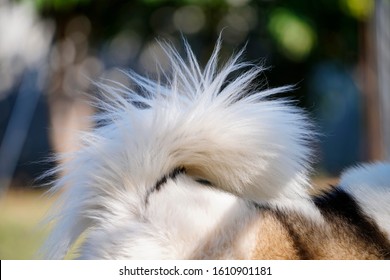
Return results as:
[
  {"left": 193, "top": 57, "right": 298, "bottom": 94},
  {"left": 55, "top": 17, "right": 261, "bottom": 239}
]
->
[
  {"left": 0, "top": 0, "right": 389, "bottom": 259},
  {"left": 0, "top": 190, "right": 52, "bottom": 259}
]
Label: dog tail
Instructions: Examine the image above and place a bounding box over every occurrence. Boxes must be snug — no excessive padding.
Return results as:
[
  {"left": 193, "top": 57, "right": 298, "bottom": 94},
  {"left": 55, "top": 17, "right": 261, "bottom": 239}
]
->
[
  {"left": 339, "top": 162, "right": 390, "bottom": 239},
  {"left": 41, "top": 39, "right": 315, "bottom": 258},
  {"left": 87, "top": 39, "right": 315, "bottom": 203}
]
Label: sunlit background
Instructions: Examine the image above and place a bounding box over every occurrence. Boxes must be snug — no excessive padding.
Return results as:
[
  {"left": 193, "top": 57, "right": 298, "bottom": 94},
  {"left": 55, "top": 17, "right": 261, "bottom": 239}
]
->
[{"left": 0, "top": 0, "right": 389, "bottom": 259}]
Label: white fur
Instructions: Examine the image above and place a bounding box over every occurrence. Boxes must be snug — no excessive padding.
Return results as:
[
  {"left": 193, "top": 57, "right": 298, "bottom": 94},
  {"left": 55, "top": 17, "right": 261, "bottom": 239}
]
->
[
  {"left": 339, "top": 162, "right": 390, "bottom": 239},
  {"left": 42, "top": 40, "right": 315, "bottom": 259},
  {"left": 78, "top": 175, "right": 258, "bottom": 259}
]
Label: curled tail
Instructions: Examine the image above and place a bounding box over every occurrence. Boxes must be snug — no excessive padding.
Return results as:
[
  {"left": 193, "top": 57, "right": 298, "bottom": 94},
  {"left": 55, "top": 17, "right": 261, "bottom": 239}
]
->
[
  {"left": 93, "top": 40, "right": 315, "bottom": 202},
  {"left": 41, "top": 39, "right": 315, "bottom": 259}
]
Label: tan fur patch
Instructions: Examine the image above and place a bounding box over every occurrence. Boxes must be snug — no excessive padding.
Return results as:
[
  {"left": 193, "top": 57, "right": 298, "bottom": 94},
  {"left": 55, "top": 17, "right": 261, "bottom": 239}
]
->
[
  {"left": 251, "top": 210, "right": 300, "bottom": 259},
  {"left": 250, "top": 208, "right": 389, "bottom": 259}
]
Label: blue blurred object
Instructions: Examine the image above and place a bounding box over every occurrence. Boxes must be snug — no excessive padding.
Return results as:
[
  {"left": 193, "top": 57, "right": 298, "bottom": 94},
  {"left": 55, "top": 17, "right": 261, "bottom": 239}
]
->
[
  {"left": 0, "top": 70, "right": 53, "bottom": 192},
  {"left": 308, "top": 62, "right": 363, "bottom": 175}
]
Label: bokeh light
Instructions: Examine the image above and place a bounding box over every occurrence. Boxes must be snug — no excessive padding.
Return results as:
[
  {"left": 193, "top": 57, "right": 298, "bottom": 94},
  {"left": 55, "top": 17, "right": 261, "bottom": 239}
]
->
[
  {"left": 268, "top": 8, "right": 316, "bottom": 62},
  {"left": 341, "top": 0, "right": 374, "bottom": 20},
  {"left": 173, "top": 5, "right": 206, "bottom": 34}
]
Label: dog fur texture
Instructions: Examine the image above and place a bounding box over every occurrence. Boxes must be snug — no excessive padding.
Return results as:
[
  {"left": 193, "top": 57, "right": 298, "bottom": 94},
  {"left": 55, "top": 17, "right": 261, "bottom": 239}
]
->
[{"left": 42, "top": 40, "right": 390, "bottom": 259}]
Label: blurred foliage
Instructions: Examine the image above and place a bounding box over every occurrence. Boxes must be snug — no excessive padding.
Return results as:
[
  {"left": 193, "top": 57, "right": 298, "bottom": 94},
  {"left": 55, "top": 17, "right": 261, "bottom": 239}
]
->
[
  {"left": 20, "top": 0, "right": 366, "bottom": 78},
  {"left": 23, "top": 0, "right": 93, "bottom": 10},
  {"left": 341, "top": 0, "right": 374, "bottom": 20},
  {"left": 268, "top": 8, "right": 317, "bottom": 61}
]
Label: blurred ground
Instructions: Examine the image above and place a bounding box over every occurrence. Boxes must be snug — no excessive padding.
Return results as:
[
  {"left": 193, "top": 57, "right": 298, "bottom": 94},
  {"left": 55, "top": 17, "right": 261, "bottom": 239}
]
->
[
  {"left": 0, "top": 189, "right": 53, "bottom": 259},
  {"left": 0, "top": 176, "right": 338, "bottom": 260}
]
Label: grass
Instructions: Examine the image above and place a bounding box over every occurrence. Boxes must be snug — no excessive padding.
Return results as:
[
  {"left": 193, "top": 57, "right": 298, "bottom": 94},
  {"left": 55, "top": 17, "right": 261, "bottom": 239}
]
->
[{"left": 0, "top": 189, "right": 53, "bottom": 259}]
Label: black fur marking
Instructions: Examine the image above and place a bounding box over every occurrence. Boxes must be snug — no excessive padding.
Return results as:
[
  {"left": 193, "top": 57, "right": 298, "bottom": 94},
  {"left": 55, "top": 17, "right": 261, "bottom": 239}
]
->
[
  {"left": 145, "top": 167, "right": 186, "bottom": 205},
  {"left": 273, "top": 210, "right": 313, "bottom": 259},
  {"left": 314, "top": 187, "right": 390, "bottom": 258},
  {"left": 195, "top": 178, "right": 213, "bottom": 186},
  {"left": 253, "top": 203, "right": 313, "bottom": 259},
  {"left": 154, "top": 176, "right": 167, "bottom": 192}
]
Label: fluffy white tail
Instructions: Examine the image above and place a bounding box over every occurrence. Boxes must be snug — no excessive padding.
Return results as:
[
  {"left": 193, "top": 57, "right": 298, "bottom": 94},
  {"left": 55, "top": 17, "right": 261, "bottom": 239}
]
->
[
  {"left": 42, "top": 39, "right": 315, "bottom": 259},
  {"left": 95, "top": 40, "right": 315, "bottom": 201}
]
